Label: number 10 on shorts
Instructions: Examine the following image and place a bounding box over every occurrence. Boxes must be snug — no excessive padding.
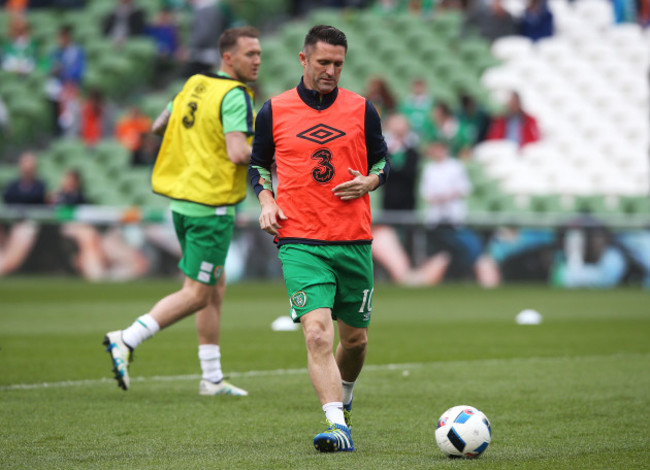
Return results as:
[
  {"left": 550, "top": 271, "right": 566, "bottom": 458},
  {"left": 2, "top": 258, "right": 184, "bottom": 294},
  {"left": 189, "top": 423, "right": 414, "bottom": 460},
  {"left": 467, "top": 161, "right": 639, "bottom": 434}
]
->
[{"left": 359, "top": 288, "right": 374, "bottom": 313}]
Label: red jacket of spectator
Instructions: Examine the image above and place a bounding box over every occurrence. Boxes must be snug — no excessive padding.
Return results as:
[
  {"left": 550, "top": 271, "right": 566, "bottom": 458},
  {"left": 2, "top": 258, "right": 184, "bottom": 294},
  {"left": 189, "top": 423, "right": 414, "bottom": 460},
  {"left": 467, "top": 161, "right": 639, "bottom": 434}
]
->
[
  {"left": 486, "top": 112, "right": 540, "bottom": 147},
  {"left": 80, "top": 100, "right": 103, "bottom": 146}
]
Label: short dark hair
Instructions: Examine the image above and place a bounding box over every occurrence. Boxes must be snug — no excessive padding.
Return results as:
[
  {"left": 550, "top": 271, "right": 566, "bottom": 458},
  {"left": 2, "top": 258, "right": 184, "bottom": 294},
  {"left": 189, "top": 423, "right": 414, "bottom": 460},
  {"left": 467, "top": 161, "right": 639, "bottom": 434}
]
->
[
  {"left": 218, "top": 26, "right": 259, "bottom": 56},
  {"left": 303, "top": 25, "right": 348, "bottom": 53}
]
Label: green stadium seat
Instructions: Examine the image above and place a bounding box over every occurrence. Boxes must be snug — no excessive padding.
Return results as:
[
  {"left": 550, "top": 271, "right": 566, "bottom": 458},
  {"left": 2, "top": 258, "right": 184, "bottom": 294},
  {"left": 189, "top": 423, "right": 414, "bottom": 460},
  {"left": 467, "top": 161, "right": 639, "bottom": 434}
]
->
[
  {"left": 143, "top": 190, "right": 169, "bottom": 209},
  {"left": 0, "top": 80, "right": 27, "bottom": 105},
  {"left": 406, "top": 30, "right": 446, "bottom": 57},
  {"left": 83, "top": 38, "right": 115, "bottom": 62},
  {"left": 261, "top": 54, "right": 300, "bottom": 81},
  {"left": 338, "top": 74, "right": 365, "bottom": 96},
  {"left": 430, "top": 11, "right": 463, "bottom": 39},
  {"left": 141, "top": 94, "right": 169, "bottom": 120},
  {"left": 49, "top": 138, "right": 87, "bottom": 165},
  {"left": 123, "top": 38, "right": 157, "bottom": 74},
  {"left": 96, "top": 187, "right": 132, "bottom": 207},
  {"left": 27, "top": 11, "right": 61, "bottom": 44},
  {"left": 471, "top": 177, "right": 502, "bottom": 201},
  {"left": 465, "top": 160, "right": 488, "bottom": 185},
  {"left": 0, "top": 164, "right": 19, "bottom": 188},
  {"left": 281, "top": 22, "right": 308, "bottom": 51},
  {"left": 85, "top": 1, "right": 115, "bottom": 24},
  {"left": 573, "top": 195, "right": 621, "bottom": 216},
  {"left": 139, "top": 0, "right": 164, "bottom": 16},
  {"left": 93, "top": 139, "right": 131, "bottom": 175},
  {"left": 484, "top": 193, "right": 517, "bottom": 213},
  {"left": 389, "top": 11, "right": 430, "bottom": 36},
  {"left": 428, "top": 81, "right": 457, "bottom": 107},
  {"left": 457, "top": 37, "right": 491, "bottom": 62},
  {"left": 430, "top": 55, "right": 467, "bottom": 83},
  {"left": 620, "top": 196, "right": 650, "bottom": 215},
  {"left": 94, "top": 54, "right": 133, "bottom": 96},
  {"left": 447, "top": 73, "right": 482, "bottom": 96},
  {"left": 308, "top": 8, "right": 348, "bottom": 29},
  {"left": 530, "top": 194, "right": 577, "bottom": 214},
  {"left": 257, "top": 36, "right": 286, "bottom": 64},
  {"left": 71, "top": 21, "right": 102, "bottom": 43},
  {"left": 467, "top": 195, "right": 488, "bottom": 213}
]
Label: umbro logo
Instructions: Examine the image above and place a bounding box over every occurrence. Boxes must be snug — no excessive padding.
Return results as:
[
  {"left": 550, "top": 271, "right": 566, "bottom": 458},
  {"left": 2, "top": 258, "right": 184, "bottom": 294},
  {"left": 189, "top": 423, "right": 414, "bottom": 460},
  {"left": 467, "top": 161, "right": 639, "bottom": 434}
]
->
[{"left": 296, "top": 124, "right": 346, "bottom": 145}]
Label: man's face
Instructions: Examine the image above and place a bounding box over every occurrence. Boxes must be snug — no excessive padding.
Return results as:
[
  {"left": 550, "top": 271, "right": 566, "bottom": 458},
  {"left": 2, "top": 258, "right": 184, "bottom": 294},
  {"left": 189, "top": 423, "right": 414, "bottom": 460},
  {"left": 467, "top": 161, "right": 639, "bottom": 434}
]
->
[
  {"left": 19, "top": 154, "right": 37, "bottom": 180},
  {"left": 228, "top": 37, "right": 262, "bottom": 83},
  {"left": 299, "top": 41, "right": 346, "bottom": 95},
  {"left": 507, "top": 93, "right": 522, "bottom": 115},
  {"left": 59, "top": 31, "right": 71, "bottom": 47},
  {"left": 428, "top": 142, "right": 447, "bottom": 161}
]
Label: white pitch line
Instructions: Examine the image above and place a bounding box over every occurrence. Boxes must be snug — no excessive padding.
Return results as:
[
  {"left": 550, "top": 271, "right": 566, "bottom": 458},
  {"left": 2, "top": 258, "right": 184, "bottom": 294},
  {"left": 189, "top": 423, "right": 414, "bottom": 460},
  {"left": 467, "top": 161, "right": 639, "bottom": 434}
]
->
[{"left": 1, "top": 352, "right": 646, "bottom": 391}]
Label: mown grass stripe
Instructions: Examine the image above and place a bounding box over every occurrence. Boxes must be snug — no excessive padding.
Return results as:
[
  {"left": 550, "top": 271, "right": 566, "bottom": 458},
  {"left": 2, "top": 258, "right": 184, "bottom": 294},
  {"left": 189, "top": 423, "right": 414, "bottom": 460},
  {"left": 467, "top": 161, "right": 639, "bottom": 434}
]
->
[{"left": 2, "top": 351, "right": 646, "bottom": 391}]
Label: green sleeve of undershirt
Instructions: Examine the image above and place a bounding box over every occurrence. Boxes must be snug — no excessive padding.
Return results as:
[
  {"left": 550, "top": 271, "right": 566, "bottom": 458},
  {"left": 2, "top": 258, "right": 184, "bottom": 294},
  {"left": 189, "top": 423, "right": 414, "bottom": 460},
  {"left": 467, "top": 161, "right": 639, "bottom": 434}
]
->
[
  {"left": 222, "top": 87, "right": 254, "bottom": 135},
  {"left": 251, "top": 165, "right": 273, "bottom": 192},
  {"left": 369, "top": 157, "right": 387, "bottom": 175}
]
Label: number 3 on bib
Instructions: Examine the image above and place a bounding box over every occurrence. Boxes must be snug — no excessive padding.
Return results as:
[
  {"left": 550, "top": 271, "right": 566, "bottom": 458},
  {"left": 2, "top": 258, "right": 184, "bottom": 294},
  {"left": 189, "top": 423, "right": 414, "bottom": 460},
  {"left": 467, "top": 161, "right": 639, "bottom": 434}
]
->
[{"left": 311, "top": 148, "right": 335, "bottom": 183}]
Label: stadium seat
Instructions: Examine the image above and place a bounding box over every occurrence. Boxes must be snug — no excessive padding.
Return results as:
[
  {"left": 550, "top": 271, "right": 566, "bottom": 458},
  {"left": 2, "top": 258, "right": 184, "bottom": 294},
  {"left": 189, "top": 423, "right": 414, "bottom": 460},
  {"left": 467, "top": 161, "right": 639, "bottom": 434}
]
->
[
  {"left": 141, "top": 94, "right": 169, "bottom": 120},
  {"left": 491, "top": 36, "right": 533, "bottom": 62},
  {"left": 457, "top": 37, "right": 491, "bottom": 65},
  {"left": 123, "top": 37, "right": 157, "bottom": 80},
  {"left": 49, "top": 138, "right": 87, "bottom": 166},
  {"left": 430, "top": 11, "right": 463, "bottom": 40},
  {"left": 502, "top": 0, "right": 527, "bottom": 17},
  {"left": 93, "top": 139, "right": 131, "bottom": 176},
  {"left": 389, "top": 11, "right": 428, "bottom": 35},
  {"left": 480, "top": 66, "right": 522, "bottom": 94},
  {"left": 571, "top": 195, "right": 617, "bottom": 216},
  {"left": 307, "top": 8, "right": 348, "bottom": 29},
  {"left": 473, "top": 140, "right": 518, "bottom": 164},
  {"left": 83, "top": 37, "right": 114, "bottom": 62},
  {"left": 535, "top": 37, "right": 573, "bottom": 66},
  {"left": 85, "top": 0, "right": 114, "bottom": 23},
  {"left": 530, "top": 194, "right": 576, "bottom": 214},
  {"left": 96, "top": 54, "right": 133, "bottom": 96},
  {"left": 574, "top": 0, "right": 614, "bottom": 29},
  {"left": 0, "top": 164, "right": 19, "bottom": 189},
  {"left": 466, "top": 194, "right": 488, "bottom": 213},
  {"left": 620, "top": 196, "right": 650, "bottom": 215},
  {"left": 281, "top": 22, "right": 307, "bottom": 51}
]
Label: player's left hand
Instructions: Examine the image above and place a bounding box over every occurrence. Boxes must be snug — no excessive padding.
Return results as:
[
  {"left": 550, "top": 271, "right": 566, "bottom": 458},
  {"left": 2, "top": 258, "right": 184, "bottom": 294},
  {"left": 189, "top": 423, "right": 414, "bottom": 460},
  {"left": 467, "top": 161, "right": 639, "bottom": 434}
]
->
[{"left": 332, "top": 169, "right": 379, "bottom": 201}]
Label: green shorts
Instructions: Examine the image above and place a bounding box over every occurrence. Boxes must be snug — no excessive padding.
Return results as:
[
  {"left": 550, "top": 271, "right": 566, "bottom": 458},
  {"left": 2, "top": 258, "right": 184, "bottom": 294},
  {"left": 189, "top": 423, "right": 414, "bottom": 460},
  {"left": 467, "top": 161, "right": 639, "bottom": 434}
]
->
[
  {"left": 172, "top": 211, "right": 234, "bottom": 285},
  {"left": 278, "top": 244, "right": 374, "bottom": 328}
]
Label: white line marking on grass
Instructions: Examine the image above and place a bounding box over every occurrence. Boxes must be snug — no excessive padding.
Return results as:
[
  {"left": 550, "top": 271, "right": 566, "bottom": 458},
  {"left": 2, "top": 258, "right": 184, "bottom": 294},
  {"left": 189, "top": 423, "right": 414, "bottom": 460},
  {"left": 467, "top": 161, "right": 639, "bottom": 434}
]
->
[{"left": 1, "top": 352, "right": 647, "bottom": 391}]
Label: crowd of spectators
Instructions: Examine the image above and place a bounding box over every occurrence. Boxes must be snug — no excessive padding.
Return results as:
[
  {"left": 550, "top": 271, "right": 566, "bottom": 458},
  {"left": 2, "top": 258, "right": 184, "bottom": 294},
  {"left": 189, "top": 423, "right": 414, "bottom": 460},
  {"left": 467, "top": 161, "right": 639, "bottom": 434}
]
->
[
  {"left": 366, "top": 75, "right": 541, "bottom": 159},
  {"left": 0, "top": 0, "right": 241, "bottom": 162},
  {"left": 1, "top": 0, "right": 648, "bottom": 287},
  {"left": 367, "top": 78, "right": 507, "bottom": 286},
  {"left": 0, "top": 150, "right": 150, "bottom": 280}
]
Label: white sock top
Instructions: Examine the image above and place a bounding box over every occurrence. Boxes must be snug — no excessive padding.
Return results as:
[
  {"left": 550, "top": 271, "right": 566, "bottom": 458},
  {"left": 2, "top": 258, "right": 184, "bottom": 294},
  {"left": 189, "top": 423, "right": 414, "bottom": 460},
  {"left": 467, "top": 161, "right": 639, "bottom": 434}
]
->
[
  {"left": 322, "top": 402, "right": 347, "bottom": 428},
  {"left": 198, "top": 344, "right": 223, "bottom": 383},
  {"left": 342, "top": 379, "right": 356, "bottom": 406},
  {"left": 122, "top": 314, "right": 160, "bottom": 349}
]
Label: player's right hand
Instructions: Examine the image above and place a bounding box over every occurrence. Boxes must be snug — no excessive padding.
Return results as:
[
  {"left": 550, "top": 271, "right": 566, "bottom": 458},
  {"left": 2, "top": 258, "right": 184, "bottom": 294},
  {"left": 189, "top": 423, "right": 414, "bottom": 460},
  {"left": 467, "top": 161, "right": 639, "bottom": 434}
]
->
[{"left": 259, "top": 203, "right": 287, "bottom": 236}]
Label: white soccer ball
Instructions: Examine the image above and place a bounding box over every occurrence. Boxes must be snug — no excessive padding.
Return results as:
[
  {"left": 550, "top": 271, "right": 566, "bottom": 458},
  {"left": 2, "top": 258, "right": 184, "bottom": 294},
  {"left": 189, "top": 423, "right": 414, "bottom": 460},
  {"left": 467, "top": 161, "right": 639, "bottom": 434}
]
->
[{"left": 435, "top": 405, "right": 492, "bottom": 458}]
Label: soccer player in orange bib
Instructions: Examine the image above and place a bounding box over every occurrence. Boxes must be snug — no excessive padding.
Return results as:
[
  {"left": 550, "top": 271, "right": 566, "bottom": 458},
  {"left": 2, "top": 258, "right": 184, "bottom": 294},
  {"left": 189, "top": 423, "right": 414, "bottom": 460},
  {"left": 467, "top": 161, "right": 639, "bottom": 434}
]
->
[{"left": 249, "top": 25, "right": 390, "bottom": 452}]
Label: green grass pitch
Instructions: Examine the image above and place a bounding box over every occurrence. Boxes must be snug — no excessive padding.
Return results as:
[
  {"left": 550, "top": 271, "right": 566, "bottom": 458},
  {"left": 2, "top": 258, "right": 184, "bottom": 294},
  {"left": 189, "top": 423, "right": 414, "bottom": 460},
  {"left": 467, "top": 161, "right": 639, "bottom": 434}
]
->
[{"left": 1, "top": 278, "right": 649, "bottom": 469}]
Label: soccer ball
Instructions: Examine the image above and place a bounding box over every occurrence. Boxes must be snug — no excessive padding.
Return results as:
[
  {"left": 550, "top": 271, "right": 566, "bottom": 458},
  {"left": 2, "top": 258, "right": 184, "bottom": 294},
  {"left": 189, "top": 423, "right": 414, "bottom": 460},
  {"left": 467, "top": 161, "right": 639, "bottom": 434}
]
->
[{"left": 435, "top": 405, "right": 491, "bottom": 458}]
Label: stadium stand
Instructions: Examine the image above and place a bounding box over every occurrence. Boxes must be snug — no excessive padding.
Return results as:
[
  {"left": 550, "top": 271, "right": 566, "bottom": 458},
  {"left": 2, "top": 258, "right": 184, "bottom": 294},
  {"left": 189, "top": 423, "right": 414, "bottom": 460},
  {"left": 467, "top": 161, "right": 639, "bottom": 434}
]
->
[
  {"left": 478, "top": 0, "right": 649, "bottom": 218},
  {"left": 0, "top": 0, "right": 647, "bottom": 224}
]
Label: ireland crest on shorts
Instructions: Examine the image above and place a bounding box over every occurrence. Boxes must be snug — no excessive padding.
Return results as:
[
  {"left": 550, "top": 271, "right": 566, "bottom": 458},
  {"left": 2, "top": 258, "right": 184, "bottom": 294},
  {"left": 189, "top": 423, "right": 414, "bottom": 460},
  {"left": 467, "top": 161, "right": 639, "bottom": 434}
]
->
[{"left": 291, "top": 291, "right": 307, "bottom": 309}]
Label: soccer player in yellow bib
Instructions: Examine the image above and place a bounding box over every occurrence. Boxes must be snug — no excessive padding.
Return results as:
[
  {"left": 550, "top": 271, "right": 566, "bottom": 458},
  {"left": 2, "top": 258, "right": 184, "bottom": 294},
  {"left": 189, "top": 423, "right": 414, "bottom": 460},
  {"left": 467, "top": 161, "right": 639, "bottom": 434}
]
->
[{"left": 103, "top": 27, "right": 261, "bottom": 396}]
